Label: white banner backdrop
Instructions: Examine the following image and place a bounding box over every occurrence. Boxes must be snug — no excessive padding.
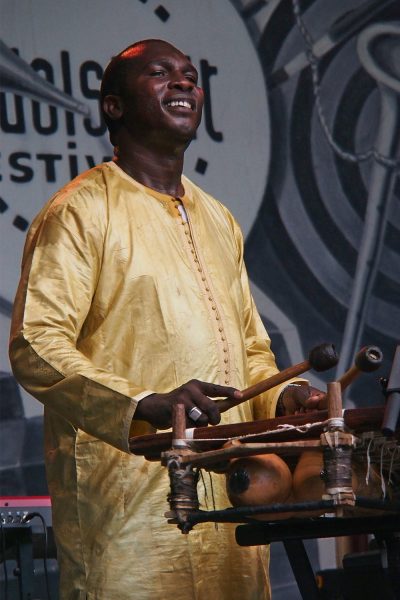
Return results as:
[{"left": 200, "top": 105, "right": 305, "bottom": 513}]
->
[{"left": 1, "top": 0, "right": 271, "bottom": 302}]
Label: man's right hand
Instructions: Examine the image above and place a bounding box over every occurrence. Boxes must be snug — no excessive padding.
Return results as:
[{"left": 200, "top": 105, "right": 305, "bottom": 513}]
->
[{"left": 133, "top": 380, "right": 243, "bottom": 430}]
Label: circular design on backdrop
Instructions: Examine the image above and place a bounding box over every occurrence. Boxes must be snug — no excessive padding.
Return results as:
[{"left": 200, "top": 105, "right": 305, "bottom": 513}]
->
[
  {"left": 0, "top": 0, "right": 271, "bottom": 306},
  {"left": 242, "top": 0, "right": 400, "bottom": 354}
]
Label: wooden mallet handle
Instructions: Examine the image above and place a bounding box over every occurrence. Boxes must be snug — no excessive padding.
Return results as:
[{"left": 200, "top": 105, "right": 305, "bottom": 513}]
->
[
  {"left": 216, "top": 343, "right": 338, "bottom": 413},
  {"left": 327, "top": 381, "right": 343, "bottom": 420},
  {"left": 172, "top": 401, "right": 187, "bottom": 448}
]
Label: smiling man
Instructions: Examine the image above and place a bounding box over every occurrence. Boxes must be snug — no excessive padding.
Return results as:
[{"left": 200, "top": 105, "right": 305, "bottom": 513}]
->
[{"left": 10, "top": 40, "right": 323, "bottom": 600}]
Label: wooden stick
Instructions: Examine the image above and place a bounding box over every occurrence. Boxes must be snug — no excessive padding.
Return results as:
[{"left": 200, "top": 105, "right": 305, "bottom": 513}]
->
[
  {"left": 339, "top": 365, "right": 360, "bottom": 391},
  {"left": 172, "top": 401, "right": 187, "bottom": 448},
  {"left": 175, "top": 439, "right": 321, "bottom": 468},
  {"left": 216, "top": 360, "right": 310, "bottom": 413},
  {"left": 327, "top": 381, "right": 343, "bottom": 420}
]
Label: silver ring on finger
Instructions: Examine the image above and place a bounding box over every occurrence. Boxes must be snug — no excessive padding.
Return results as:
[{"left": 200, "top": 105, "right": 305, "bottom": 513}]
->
[{"left": 188, "top": 406, "right": 203, "bottom": 422}]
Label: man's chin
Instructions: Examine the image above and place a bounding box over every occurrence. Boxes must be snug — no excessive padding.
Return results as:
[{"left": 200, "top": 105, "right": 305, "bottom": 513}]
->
[
  {"left": 167, "top": 123, "right": 199, "bottom": 146},
  {"left": 165, "top": 112, "right": 201, "bottom": 137}
]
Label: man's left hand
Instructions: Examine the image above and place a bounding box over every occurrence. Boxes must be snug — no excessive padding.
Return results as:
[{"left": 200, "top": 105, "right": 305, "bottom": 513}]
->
[{"left": 280, "top": 384, "right": 326, "bottom": 415}]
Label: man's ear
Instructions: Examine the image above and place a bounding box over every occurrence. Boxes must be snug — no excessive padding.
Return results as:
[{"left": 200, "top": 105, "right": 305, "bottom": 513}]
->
[{"left": 103, "top": 94, "right": 124, "bottom": 121}]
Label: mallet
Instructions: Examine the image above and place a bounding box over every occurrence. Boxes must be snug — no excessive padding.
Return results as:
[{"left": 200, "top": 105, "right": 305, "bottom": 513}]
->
[
  {"left": 216, "top": 342, "right": 338, "bottom": 413},
  {"left": 338, "top": 345, "right": 383, "bottom": 391}
]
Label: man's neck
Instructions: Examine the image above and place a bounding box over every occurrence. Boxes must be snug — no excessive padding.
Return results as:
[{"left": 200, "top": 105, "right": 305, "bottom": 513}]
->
[{"left": 115, "top": 138, "right": 186, "bottom": 197}]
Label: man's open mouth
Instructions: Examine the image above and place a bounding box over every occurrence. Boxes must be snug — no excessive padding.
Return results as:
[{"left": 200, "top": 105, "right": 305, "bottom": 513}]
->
[{"left": 164, "top": 99, "right": 194, "bottom": 110}]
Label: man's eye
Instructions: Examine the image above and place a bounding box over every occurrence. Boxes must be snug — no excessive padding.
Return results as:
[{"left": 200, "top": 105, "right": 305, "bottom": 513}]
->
[{"left": 150, "top": 70, "right": 165, "bottom": 77}]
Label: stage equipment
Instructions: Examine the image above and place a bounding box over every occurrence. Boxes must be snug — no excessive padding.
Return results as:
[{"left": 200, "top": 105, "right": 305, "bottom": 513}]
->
[{"left": 0, "top": 497, "right": 57, "bottom": 600}]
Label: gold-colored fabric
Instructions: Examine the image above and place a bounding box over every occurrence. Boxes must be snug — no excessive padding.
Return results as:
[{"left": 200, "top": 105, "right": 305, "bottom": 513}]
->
[{"left": 10, "top": 162, "right": 289, "bottom": 600}]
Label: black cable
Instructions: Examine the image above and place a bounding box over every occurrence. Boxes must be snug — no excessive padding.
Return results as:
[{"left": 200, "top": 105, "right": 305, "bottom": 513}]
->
[
  {"left": 188, "top": 499, "right": 336, "bottom": 525},
  {"left": 0, "top": 520, "right": 9, "bottom": 600},
  {"left": 355, "top": 496, "right": 400, "bottom": 512},
  {"left": 22, "top": 512, "right": 52, "bottom": 600}
]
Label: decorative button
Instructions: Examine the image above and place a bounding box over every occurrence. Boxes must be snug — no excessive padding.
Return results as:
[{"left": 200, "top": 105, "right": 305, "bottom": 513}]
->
[
  {"left": 215, "top": 315, "right": 220, "bottom": 320},
  {"left": 225, "top": 370, "right": 229, "bottom": 375},
  {"left": 223, "top": 347, "right": 228, "bottom": 353},
  {"left": 197, "top": 267, "right": 202, "bottom": 272},
  {"left": 224, "top": 358, "right": 228, "bottom": 364},
  {"left": 225, "top": 379, "right": 229, "bottom": 384},
  {"left": 205, "top": 287, "right": 210, "bottom": 291},
  {"left": 212, "top": 305, "right": 217, "bottom": 311},
  {"left": 218, "top": 327, "right": 223, "bottom": 332},
  {"left": 221, "top": 336, "right": 226, "bottom": 341},
  {"left": 201, "top": 276, "right": 206, "bottom": 282}
]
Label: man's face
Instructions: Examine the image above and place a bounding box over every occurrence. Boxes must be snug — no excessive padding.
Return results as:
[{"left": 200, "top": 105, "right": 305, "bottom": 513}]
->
[{"left": 117, "top": 41, "right": 204, "bottom": 144}]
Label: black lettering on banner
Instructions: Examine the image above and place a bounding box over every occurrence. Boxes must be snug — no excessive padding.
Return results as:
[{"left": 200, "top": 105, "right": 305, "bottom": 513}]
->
[
  {"left": 200, "top": 59, "right": 223, "bottom": 142},
  {"left": 0, "top": 48, "right": 26, "bottom": 134},
  {"left": 61, "top": 50, "right": 75, "bottom": 135},
  {"left": 31, "top": 58, "right": 58, "bottom": 135},
  {"left": 9, "top": 152, "right": 33, "bottom": 182},
  {"left": 86, "top": 155, "right": 96, "bottom": 169},
  {"left": 69, "top": 154, "right": 79, "bottom": 179},
  {"left": 80, "top": 61, "right": 106, "bottom": 137},
  {"left": 67, "top": 141, "right": 79, "bottom": 178},
  {"left": 0, "top": 94, "right": 26, "bottom": 133},
  {"left": 36, "top": 153, "right": 62, "bottom": 182}
]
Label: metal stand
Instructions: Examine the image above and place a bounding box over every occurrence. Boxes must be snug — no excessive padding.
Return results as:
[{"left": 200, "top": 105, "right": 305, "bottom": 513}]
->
[
  {"left": 1, "top": 524, "right": 57, "bottom": 600},
  {"left": 375, "top": 532, "right": 400, "bottom": 599},
  {"left": 283, "top": 539, "right": 320, "bottom": 599},
  {"left": 382, "top": 345, "right": 400, "bottom": 436},
  {"left": 2, "top": 526, "right": 36, "bottom": 600},
  {"left": 235, "top": 516, "right": 400, "bottom": 600}
]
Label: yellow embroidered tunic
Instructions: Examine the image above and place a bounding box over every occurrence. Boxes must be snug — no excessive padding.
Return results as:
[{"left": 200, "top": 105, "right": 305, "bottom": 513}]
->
[{"left": 10, "top": 162, "right": 287, "bottom": 600}]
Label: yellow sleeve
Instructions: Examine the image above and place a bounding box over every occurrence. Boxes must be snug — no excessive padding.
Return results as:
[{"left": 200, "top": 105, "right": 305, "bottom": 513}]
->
[
  {"left": 9, "top": 193, "right": 153, "bottom": 452},
  {"left": 232, "top": 217, "right": 304, "bottom": 420}
]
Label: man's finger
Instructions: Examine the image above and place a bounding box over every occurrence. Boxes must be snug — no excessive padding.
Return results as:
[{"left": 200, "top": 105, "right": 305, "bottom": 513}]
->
[
  {"left": 198, "top": 381, "right": 242, "bottom": 399},
  {"left": 188, "top": 387, "right": 221, "bottom": 425}
]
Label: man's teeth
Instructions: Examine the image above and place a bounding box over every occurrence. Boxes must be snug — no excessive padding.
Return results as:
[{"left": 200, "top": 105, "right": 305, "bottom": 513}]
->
[{"left": 166, "top": 100, "right": 192, "bottom": 109}]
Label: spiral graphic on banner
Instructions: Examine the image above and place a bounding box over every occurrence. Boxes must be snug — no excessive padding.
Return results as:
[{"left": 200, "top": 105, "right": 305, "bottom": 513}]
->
[{"left": 245, "top": 0, "right": 399, "bottom": 400}]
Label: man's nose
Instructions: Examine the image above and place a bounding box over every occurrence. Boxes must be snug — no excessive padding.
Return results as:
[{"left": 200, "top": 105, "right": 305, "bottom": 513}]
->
[{"left": 168, "top": 74, "right": 194, "bottom": 91}]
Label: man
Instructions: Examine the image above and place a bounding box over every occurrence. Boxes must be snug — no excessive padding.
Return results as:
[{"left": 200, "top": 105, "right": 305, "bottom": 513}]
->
[{"left": 10, "top": 40, "right": 323, "bottom": 600}]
